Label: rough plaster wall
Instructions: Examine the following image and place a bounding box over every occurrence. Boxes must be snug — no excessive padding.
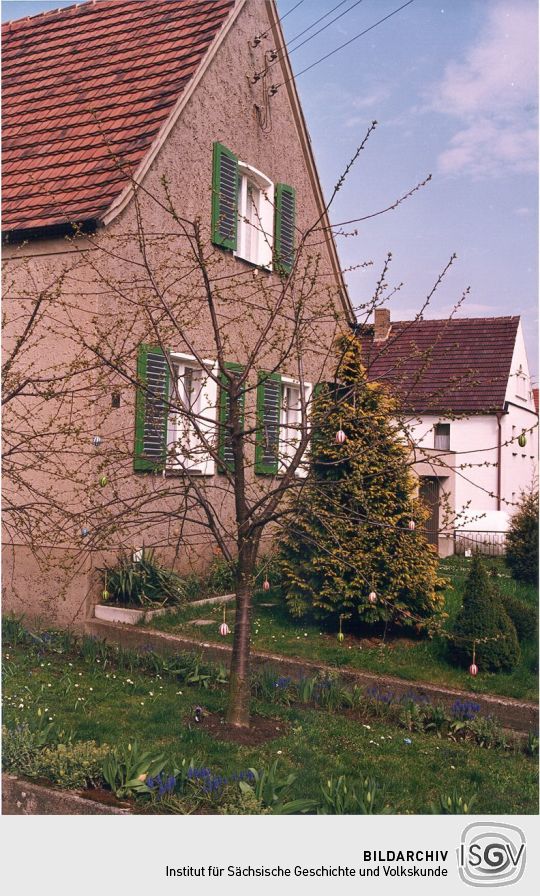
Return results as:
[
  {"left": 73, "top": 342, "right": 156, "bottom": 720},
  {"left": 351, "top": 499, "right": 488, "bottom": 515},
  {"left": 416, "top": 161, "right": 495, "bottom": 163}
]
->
[{"left": 2, "top": 0, "right": 349, "bottom": 623}]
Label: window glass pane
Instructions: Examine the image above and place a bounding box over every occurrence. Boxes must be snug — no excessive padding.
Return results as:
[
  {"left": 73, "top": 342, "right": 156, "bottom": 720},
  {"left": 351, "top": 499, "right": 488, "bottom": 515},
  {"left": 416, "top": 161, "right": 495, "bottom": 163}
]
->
[{"left": 434, "top": 423, "right": 450, "bottom": 450}]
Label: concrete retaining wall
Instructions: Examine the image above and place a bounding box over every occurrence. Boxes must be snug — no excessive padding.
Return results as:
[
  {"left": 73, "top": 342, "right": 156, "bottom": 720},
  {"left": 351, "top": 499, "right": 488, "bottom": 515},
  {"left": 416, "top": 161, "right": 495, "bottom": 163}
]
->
[{"left": 2, "top": 774, "right": 131, "bottom": 815}]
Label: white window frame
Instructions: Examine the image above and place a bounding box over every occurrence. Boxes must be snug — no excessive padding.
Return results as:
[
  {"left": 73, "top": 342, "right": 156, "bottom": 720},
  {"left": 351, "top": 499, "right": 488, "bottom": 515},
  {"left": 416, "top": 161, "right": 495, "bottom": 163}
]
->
[
  {"left": 167, "top": 353, "right": 218, "bottom": 475},
  {"left": 434, "top": 422, "right": 450, "bottom": 451},
  {"left": 279, "top": 375, "right": 312, "bottom": 477},
  {"left": 235, "top": 162, "right": 274, "bottom": 269}
]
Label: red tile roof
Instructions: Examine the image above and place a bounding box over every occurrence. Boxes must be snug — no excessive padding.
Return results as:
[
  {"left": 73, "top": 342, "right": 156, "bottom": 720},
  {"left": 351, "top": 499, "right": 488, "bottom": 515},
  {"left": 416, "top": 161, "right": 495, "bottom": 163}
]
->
[
  {"left": 356, "top": 316, "right": 520, "bottom": 415},
  {"left": 2, "top": 0, "right": 235, "bottom": 235},
  {"left": 533, "top": 388, "right": 539, "bottom": 413}
]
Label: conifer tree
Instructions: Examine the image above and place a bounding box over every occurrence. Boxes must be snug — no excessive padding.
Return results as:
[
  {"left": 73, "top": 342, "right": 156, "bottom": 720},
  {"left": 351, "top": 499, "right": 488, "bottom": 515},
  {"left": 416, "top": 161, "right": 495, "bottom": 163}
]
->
[
  {"left": 278, "top": 333, "right": 442, "bottom": 629},
  {"left": 451, "top": 554, "right": 520, "bottom": 672},
  {"left": 505, "top": 489, "right": 539, "bottom": 585}
]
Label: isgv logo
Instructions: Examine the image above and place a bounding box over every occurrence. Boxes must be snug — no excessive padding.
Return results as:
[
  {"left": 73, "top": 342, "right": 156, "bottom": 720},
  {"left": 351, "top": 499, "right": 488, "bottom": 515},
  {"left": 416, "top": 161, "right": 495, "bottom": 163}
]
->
[{"left": 458, "top": 823, "right": 526, "bottom": 887}]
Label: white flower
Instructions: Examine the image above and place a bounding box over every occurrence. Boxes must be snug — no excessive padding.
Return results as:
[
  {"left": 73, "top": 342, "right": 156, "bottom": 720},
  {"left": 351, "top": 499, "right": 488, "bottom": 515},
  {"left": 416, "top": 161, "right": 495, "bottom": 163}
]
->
[
  {"left": 277, "top": 750, "right": 283, "bottom": 755},
  {"left": 363, "top": 724, "right": 371, "bottom": 730}
]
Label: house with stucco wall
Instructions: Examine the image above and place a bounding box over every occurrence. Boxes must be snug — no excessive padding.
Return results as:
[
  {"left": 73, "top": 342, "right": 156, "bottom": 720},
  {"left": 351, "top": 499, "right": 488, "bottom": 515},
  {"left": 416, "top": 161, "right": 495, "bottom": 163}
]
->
[
  {"left": 2, "top": 0, "right": 354, "bottom": 625},
  {"left": 357, "top": 309, "right": 538, "bottom": 556}
]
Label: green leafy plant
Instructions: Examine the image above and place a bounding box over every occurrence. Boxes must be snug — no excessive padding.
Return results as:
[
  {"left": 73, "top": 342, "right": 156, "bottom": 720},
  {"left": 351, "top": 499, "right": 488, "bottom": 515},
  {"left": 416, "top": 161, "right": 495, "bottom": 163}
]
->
[
  {"left": 506, "top": 490, "right": 538, "bottom": 585},
  {"left": 317, "top": 774, "right": 385, "bottom": 815},
  {"left": 102, "top": 741, "right": 166, "bottom": 798},
  {"left": 423, "top": 704, "right": 451, "bottom": 738},
  {"left": 469, "top": 716, "right": 508, "bottom": 750},
  {"left": 2, "top": 614, "right": 28, "bottom": 647},
  {"left": 525, "top": 732, "right": 539, "bottom": 757},
  {"left": 99, "top": 547, "right": 185, "bottom": 608},
  {"left": 31, "top": 741, "right": 109, "bottom": 790},
  {"left": 399, "top": 700, "right": 427, "bottom": 733},
  {"left": 429, "top": 789, "right": 477, "bottom": 814},
  {"left": 239, "top": 761, "right": 316, "bottom": 814}
]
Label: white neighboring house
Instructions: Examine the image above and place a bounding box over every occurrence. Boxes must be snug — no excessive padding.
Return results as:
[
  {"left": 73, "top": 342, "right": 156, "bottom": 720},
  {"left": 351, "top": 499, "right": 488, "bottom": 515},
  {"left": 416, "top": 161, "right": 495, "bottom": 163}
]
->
[{"left": 357, "top": 309, "right": 538, "bottom": 556}]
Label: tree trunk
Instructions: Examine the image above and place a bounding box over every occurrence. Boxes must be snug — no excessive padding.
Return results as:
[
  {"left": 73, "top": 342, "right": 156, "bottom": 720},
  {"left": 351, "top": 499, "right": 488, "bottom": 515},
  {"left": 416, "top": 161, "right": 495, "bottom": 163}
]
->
[{"left": 226, "top": 578, "right": 253, "bottom": 727}]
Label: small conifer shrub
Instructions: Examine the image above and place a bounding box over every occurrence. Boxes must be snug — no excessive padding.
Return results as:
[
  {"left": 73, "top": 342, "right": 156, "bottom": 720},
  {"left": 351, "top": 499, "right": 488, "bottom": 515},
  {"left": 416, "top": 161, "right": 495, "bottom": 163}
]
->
[{"left": 450, "top": 554, "right": 520, "bottom": 672}]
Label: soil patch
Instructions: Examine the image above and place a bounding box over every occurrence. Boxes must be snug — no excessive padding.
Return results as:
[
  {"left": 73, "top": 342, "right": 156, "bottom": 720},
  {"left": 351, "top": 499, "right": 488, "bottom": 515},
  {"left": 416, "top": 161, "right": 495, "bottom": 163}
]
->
[
  {"left": 188, "top": 711, "right": 288, "bottom": 746},
  {"left": 77, "top": 787, "right": 131, "bottom": 809}
]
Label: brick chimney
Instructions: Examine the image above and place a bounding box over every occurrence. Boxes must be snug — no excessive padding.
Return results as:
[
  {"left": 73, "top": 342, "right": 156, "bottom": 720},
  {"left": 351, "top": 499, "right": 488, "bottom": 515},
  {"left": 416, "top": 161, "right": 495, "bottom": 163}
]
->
[{"left": 374, "top": 308, "right": 391, "bottom": 341}]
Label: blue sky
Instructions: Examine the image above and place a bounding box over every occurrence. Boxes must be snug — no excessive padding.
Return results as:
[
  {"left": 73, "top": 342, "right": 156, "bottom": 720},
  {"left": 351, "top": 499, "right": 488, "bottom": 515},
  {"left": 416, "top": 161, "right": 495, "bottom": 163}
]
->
[{"left": 3, "top": 0, "right": 538, "bottom": 376}]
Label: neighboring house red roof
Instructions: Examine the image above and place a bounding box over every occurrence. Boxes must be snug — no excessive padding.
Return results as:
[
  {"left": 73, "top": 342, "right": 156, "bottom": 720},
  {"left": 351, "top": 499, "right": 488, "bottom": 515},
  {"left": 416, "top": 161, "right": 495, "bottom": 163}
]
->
[
  {"left": 533, "top": 388, "right": 539, "bottom": 413},
  {"left": 2, "top": 0, "right": 234, "bottom": 235},
  {"left": 356, "top": 316, "right": 520, "bottom": 415}
]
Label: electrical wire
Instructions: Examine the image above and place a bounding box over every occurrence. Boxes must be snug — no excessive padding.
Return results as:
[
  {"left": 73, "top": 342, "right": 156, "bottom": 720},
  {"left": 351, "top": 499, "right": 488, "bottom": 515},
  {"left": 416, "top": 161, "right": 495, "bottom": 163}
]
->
[
  {"left": 273, "top": 0, "right": 416, "bottom": 89},
  {"left": 253, "top": 0, "right": 366, "bottom": 81},
  {"left": 257, "top": 0, "right": 305, "bottom": 41}
]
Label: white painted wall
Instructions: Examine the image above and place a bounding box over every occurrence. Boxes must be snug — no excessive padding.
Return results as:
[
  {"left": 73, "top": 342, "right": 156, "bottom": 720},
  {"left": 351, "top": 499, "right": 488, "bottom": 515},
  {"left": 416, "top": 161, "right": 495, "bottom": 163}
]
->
[{"left": 404, "top": 322, "right": 538, "bottom": 531}]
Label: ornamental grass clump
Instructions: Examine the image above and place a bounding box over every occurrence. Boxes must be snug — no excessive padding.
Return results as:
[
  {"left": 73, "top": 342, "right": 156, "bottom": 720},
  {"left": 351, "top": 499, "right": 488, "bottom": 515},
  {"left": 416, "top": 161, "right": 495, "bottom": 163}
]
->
[
  {"left": 449, "top": 554, "right": 520, "bottom": 672},
  {"left": 277, "top": 334, "right": 443, "bottom": 630},
  {"left": 99, "top": 547, "right": 185, "bottom": 608}
]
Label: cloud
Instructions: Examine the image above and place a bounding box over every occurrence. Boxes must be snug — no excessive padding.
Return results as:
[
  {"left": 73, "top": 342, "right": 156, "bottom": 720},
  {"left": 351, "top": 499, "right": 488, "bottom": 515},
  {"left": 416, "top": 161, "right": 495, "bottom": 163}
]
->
[{"left": 429, "top": 2, "right": 538, "bottom": 177}]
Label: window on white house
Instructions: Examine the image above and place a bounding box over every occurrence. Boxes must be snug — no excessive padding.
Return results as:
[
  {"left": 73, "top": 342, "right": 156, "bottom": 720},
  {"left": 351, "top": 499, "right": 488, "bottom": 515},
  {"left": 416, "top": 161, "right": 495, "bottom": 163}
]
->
[
  {"left": 167, "top": 354, "right": 218, "bottom": 475},
  {"left": 434, "top": 423, "right": 450, "bottom": 451},
  {"left": 235, "top": 163, "right": 274, "bottom": 269}
]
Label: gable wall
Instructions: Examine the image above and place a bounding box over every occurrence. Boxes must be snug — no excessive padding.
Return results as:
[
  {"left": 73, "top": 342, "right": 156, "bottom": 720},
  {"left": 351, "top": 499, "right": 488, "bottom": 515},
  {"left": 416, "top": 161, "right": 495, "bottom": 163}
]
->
[{"left": 2, "top": 0, "right": 350, "bottom": 624}]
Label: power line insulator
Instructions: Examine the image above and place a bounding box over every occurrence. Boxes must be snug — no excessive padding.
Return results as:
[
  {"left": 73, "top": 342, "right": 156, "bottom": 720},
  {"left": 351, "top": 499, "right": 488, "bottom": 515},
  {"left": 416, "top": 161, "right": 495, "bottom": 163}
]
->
[{"left": 269, "top": 84, "right": 279, "bottom": 97}]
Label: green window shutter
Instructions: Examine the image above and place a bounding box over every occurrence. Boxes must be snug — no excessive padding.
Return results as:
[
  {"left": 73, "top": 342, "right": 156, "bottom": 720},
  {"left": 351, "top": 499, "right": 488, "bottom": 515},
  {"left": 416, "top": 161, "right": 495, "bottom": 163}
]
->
[
  {"left": 218, "top": 362, "right": 245, "bottom": 471},
  {"left": 134, "top": 344, "right": 170, "bottom": 472},
  {"left": 274, "top": 183, "right": 296, "bottom": 274},
  {"left": 255, "top": 372, "right": 282, "bottom": 475},
  {"left": 211, "top": 142, "right": 238, "bottom": 250}
]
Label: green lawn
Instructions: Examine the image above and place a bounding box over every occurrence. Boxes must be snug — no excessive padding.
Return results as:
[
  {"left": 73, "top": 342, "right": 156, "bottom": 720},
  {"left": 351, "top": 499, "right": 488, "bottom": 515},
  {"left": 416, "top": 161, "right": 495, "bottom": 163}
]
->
[
  {"left": 148, "top": 557, "right": 538, "bottom": 701},
  {"left": 2, "top": 627, "right": 537, "bottom": 814}
]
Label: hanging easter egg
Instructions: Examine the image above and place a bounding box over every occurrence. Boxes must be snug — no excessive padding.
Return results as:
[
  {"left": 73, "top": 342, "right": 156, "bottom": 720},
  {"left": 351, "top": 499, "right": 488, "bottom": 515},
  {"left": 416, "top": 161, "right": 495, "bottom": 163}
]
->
[
  {"left": 368, "top": 591, "right": 377, "bottom": 604},
  {"left": 469, "top": 663, "right": 478, "bottom": 677},
  {"left": 92, "top": 435, "right": 102, "bottom": 447},
  {"left": 81, "top": 527, "right": 89, "bottom": 538},
  {"left": 102, "top": 589, "right": 109, "bottom": 601},
  {"left": 263, "top": 579, "right": 270, "bottom": 592},
  {"left": 408, "top": 520, "right": 416, "bottom": 530},
  {"left": 335, "top": 429, "right": 346, "bottom": 445},
  {"left": 518, "top": 433, "right": 527, "bottom": 448},
  {"left": 99, "top": 475, "right": 108, "bottom": 487},
  {"left": 219, "top": 622, "right": 230, "bottom": 636},
  {"left": 337, "top": 631, "right": 344, "bottom": 643}
]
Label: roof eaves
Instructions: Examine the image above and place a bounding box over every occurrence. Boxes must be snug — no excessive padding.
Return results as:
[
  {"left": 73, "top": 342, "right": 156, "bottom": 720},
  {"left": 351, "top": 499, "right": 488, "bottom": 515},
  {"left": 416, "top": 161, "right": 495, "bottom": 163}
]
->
[{"left": 100, "top": 0, "right": 245, "bottom": 229}]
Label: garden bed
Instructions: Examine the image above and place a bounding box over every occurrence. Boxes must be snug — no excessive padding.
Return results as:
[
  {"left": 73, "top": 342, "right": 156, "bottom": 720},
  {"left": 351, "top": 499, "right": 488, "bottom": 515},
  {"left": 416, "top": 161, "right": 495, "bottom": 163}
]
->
[
  {"left": 2, "top": 623, "right": 538, "bottom": 814},
  {"left": 144, "top": 557, "right": 539, "bottom": 702}
]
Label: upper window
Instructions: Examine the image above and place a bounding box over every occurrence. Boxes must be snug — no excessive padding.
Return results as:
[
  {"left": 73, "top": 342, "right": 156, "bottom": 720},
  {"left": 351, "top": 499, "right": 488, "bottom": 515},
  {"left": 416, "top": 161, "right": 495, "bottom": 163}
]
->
[
  {"left": 434, "top": 423, "right": 450, "bottom": 451},
  {"left": 211, "top": 142, "right": 296, "bottom": 273},
  {"left": 236, "top": 163, "right": 273, "bottom": 269}
]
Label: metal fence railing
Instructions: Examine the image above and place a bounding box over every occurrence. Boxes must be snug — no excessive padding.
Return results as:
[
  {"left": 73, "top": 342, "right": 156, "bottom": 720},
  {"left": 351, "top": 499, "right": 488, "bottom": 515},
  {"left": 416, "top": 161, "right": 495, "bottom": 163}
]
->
[{"left": 454, "top": 530, "right": 507, "bottom": 557}]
